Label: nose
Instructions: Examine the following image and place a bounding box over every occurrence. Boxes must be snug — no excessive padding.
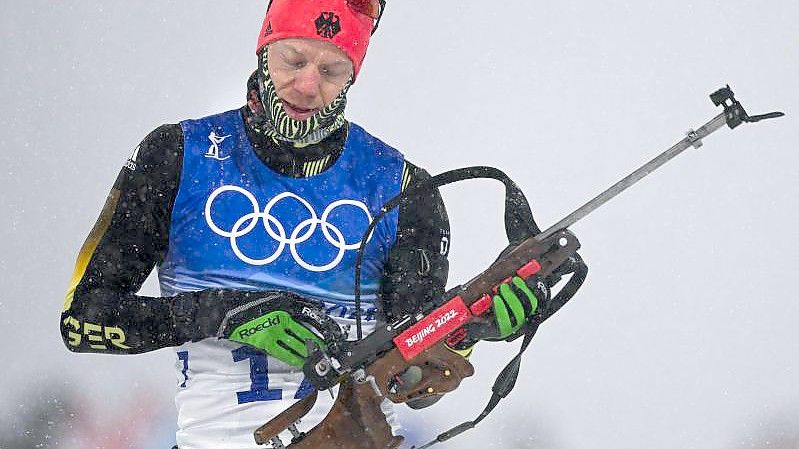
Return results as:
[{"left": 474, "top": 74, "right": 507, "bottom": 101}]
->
[{"left": 292, "top": 66, "right": 322, "bottom": 100}]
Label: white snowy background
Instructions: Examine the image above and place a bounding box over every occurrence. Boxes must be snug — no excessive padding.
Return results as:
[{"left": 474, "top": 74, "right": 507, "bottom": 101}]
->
[{"left": 1, "top": 1, "right": 797, "bottom": 448}]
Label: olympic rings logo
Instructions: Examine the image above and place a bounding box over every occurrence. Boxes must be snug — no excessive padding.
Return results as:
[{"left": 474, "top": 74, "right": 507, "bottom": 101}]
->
[{"left": 204, "top": 186, "right": 373, "bottom": 272}]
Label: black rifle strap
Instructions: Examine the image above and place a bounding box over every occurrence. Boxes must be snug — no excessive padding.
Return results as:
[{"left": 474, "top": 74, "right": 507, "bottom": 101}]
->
[
  {"left": 542, "top": 253, "right": 588, "bottom": 322},
  {"left": 412, "top": 322, "right": 540, "bottom": 449}
]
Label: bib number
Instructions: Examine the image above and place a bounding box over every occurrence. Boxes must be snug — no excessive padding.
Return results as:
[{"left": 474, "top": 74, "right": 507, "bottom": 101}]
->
[{"left": 176, "top": 348, "right": 314, "bottom": 404}]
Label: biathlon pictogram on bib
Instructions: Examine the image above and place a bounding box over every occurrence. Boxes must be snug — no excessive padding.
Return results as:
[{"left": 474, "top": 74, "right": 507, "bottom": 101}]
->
[{"left": 204, "top": 185, "right": 373, "bottom": 271}]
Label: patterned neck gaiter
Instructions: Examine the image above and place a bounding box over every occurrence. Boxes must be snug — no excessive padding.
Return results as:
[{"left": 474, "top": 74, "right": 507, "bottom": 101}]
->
[{"left": 249, "top": 48, "right": 351, "bottom": 146}]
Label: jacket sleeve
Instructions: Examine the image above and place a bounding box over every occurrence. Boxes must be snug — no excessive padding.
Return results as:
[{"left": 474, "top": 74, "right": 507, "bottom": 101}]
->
[
  {"left": 379, "top": 162, "right": 451, "bottom": 321},
  {"left": 60, "top": 124, "right": 206, "bottom": 354}
]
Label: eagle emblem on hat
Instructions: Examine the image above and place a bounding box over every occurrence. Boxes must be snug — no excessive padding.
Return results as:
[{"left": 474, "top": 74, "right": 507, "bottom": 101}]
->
[{"left": 315, "top": 12, "right": 341, "bottom": 39}]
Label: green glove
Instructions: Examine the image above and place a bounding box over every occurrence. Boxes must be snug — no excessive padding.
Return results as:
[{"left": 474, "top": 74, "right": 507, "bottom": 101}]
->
[
  {"left": 492, "top": 276, "right": 547, "bottom": 340},
  {"left": 215, "top": 292, "right": 338, "bottom": 367},
  {"left": 227, "top": 310, "right": 325, "bottom": 367}
]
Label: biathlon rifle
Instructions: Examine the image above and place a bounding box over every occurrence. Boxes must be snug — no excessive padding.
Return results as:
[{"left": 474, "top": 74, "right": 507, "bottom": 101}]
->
[{"left": 298, "top": 85, "right": 783, "bottom": 448}]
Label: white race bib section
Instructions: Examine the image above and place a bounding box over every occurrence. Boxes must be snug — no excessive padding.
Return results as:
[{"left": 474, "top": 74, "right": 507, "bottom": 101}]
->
[{"left": 173, "top": 310, "right": 398, "bottom": 449}]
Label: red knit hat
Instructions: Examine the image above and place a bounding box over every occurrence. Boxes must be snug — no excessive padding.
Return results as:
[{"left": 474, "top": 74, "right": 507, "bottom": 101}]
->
[{"left": 257, "top": 0, "right": 377, "bottom": 79}]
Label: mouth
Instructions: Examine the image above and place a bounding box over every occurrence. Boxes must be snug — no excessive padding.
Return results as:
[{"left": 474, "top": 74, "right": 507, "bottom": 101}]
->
[{"left": 281, "top": 100, "right": 319, "bottom": 121}]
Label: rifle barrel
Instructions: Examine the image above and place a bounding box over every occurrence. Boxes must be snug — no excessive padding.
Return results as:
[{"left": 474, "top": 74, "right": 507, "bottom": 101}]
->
[{"left": 537, "top": 111, "right": 728, "bottom": 242}]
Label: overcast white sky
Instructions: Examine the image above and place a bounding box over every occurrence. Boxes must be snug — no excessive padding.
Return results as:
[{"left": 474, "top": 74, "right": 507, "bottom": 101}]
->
[{"left": 1, "top": 1, "right": 797, "bottom": 448}]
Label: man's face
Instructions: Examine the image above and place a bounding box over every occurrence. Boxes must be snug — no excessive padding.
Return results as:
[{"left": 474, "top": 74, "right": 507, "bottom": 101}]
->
[{"left": 267, "top": 38, "right": 354, "bottom": 121}]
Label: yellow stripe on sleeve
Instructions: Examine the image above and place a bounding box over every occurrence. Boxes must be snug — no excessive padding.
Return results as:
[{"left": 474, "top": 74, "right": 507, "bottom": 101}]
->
[{"left": 63, "top": 188, "right": 121, "bottom": 312}]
